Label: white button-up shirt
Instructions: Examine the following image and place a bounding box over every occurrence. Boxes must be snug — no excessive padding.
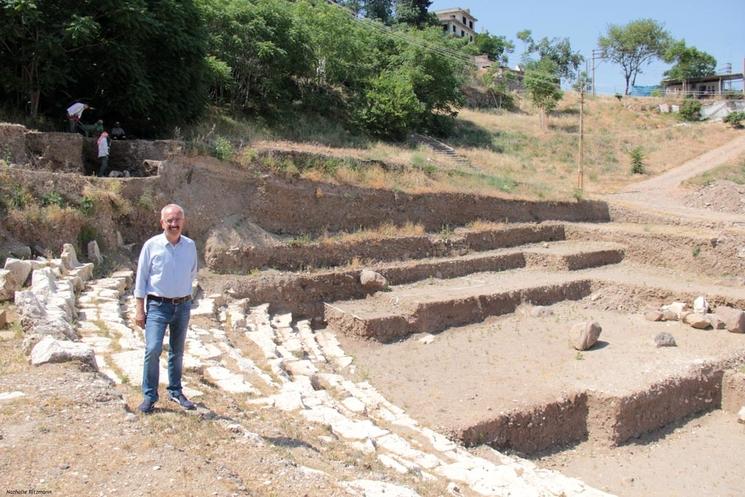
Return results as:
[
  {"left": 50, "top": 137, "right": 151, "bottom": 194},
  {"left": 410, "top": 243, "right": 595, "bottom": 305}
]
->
[{"left": 134, "top": 233, "right": 197, "bottom": 299}]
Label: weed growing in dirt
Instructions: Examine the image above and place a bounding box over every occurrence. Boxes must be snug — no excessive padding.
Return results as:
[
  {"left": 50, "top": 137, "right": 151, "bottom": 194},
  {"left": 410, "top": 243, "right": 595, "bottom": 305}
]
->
[
  {"left": 41, "top": 191, "right": 64, "bottom": 207},
  {"left": 439, "top": 224, "right": 454, "bottom": 241},
  {"left": 78, "top": 195, "right": 94, "bottom": 215},
  {"left": 629, "top": 146, "right": 646, "bottom": 175},
  {"left": 212, "top": 136, "right": 234, "bottom": 161},
  {"left": 575, "top": 352, "right": 584, "bottom": 360},
  {"left": 288, "top": 233, "right": 312, "bottom": 248},
  {"left": 692, "top": 246, "right": 701, "bottom": 257},
  {"left": 572, "top": 188, "right": 584, "bottom": 201}
]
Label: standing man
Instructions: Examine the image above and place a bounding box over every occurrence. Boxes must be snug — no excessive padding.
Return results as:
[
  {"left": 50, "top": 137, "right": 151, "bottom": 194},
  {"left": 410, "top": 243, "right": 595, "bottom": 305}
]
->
[
  {"left": 134, "top": 204, "right": 198, "bottom": 413},
  {"left": 97, "top": 129, "right": 110, "bottom": 177}
]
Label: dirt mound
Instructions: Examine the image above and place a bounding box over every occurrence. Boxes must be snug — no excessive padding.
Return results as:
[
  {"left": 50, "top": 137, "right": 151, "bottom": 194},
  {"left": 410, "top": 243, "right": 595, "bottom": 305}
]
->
[
  {"left": 204, "top": 215, "right": 284, "bottom": 270},
  {"left": 684, "top": 180, "right": 745, "bottom": 214}
]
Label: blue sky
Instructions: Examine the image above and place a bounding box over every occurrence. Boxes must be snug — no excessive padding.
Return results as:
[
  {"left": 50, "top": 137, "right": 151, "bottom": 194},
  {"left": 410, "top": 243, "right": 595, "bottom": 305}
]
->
[{"left": 430, "top": 0, "right": 745, "bottom": 94}]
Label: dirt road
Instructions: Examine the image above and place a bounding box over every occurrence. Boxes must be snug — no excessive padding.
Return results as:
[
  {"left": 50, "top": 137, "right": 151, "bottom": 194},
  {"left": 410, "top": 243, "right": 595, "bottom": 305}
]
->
[{"left": 607, "top": 133, "right": 745, "bottom": 225}]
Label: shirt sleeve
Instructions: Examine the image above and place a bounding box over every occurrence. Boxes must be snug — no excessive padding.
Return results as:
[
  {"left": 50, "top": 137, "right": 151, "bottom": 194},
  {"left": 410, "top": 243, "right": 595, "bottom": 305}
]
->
[
  {"left": 134, "top": 242, "right": 150, "bottom": 299},
  {"left": 190, "top": 243, "right": 198, "bottom": 281}
]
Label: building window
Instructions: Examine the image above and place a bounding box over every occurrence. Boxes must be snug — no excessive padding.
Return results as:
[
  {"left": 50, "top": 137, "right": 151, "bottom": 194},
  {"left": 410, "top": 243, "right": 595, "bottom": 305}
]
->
[
  {"left": 461, "top": 30, "right": 465, "bottom": 37},
  {"left": 443, "top": 24, "right": 447, "bottom": 31},
  {"left": 469, "top": 35, "right": 473, "bottom": 42},
  {"left": 462, "top": 16, "right": 467, "bottom": 24},
  {"left": 469, "top": 20, "right": 473, "bottom": 29},
  {"left": 452, "top": 25, "right": 456, "bottom": 33}
]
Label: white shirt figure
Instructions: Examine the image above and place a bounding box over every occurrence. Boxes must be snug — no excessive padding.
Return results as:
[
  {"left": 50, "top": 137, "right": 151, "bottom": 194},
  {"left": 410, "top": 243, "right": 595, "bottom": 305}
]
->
[
  {"left": 67, "top": 102, "right": 88, "bottom": 119},
  {"left": 97, "top": 131, "right": 110, "bottom": 158}
]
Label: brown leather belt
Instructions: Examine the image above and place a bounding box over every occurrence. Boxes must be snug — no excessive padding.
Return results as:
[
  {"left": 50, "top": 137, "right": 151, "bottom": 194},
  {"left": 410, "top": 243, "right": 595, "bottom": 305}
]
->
[{"left": 147, "top": 294, "right": 191, "bottom": 304}]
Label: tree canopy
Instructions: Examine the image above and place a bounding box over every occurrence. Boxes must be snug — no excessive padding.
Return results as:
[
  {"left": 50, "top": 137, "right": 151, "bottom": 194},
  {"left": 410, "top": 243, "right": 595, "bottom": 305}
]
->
[
  {"left": 663, "top": 41, "right": 716, "bottom": 81},
  {"left": 598, "top": 19, "right": 672, "bottom": 95},
  {"left": 516, "top": 30, "right": 583, "bottom": 83}
]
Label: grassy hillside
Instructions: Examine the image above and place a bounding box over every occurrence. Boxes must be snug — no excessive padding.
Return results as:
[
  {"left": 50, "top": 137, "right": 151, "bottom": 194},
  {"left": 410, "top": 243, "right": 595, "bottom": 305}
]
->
[{"left": 184, "top": 94, "right": 740, "bottom": 201}]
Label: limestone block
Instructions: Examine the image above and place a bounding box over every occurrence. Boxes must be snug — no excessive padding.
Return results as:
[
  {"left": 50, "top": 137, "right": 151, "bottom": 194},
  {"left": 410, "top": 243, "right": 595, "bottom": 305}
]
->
[
  {"left": 664, "top": 302, "right": 688, "bottom": 319},
  {"left": 693, "top": 296, "right": 709, "bottom": 314},
  {"left": 360, "top": 269, "right": 387, "bottom": 291},
  {"left": 714, "top": 306, "right": 745, "bottom": 333},
  {"left": 0, "top": 269, "right": 19, "bottom": 301},
  {"left": 654, "top": 332, "right": 676, "bottom": 347},
  {"left": 67, "top": 263, "right": 93, "bottom": 282},
  {"left": 684, "top": 313, "right": 711, "bottom": 329},
  {"left": 60, "top": 243, "right": 80, "bottom": 271},
  {"left": 14, "top": 290, "right": 46, "bottom": 328},
  {"left": 661, "top": 309, "right": 678, "bottom": 321},
  {"left": 738, "top": 406, "right": 745, "bottom": 424},
  {"left": 529, "top": 305, "right": 554, "bottom": 318},
  {"left": 3, "top": 258, "right": 32, "bottom": 287},
  {"left": 31, "top": 268, "right": 57, "bottom": 299},
  {"left": 31, "top": 336, "right": 97, "bottom": 370},
  {"left": 87, "top": 240, "right": 103, "bottom": 265},
  {"left": 33, "top": 317, "right": 78, "bottom": 341},
  {"left": 569, "top": 321, "right": 602, "bottom": 351},
  {"left": 110, "top": 270, "right": 134, "bottom": 287}
]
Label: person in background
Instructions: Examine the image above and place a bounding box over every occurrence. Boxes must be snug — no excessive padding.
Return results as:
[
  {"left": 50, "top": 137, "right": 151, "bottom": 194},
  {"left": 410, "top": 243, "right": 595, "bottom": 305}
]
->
[
  {"left": 134, "top": 204, "right": 198, "bottom": 414},
  {"left": 110, "top": 122, "right": 126, "bottom": 140},
  {"left": 97, "top": 129, "right": 111, "bottom": 177},
  {"left": 66, "top": 102, "right": 91, "bottom": 133}
]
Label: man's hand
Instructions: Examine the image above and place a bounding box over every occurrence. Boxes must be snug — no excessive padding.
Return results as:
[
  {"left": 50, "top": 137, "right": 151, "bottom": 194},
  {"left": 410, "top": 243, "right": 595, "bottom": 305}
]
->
[
  {"left": 135, "top": 298, "right": 146, "bottom": 328},
  {"left": 135, "top": 310, "right": 146, "bottom": 329}
]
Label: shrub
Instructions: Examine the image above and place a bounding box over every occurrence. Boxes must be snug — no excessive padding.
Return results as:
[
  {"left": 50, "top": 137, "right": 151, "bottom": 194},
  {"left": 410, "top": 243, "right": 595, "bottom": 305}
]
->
[
  {"left": 212, "top": 136, "right": 234, "bottom": 161},
  {"left": 724, "top": 111, "right": 745, "bottom": 128},
  {"left": 41, "top": 191, "right": 65, "bottom": 207},
  {"left": 629, "top": 146, "right": 646, "bottom": 174},
  {"left": 679, "top": 99, "right": 702, "bottom": 121}
]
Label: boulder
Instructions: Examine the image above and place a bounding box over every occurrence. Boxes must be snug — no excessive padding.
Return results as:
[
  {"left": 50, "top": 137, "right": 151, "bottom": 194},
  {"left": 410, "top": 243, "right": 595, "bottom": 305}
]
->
[
  {"left": 3, "top": 258, "right": 32, "bottom": 287},
  {"left": 0, "top": 269, "right": 19, "bottom": 301},
  {"left": 360, "top": 270, "right": 387, "bottom": 292},
  {"left": 30, "top": 336, "right": 97, "bottom": 370},
  {"left": 661, "top": 309, "right": 678, "bottom": 321},
  {"left": 654, "top": 332, "right": 677, "bottom": 347},
  {"left": 644, "top": 309, "right": 663, "bottom": 321},
  {"left": 684, "top": 313, "right": 711, "bottom": 329},
  {"left": 0, "top": 309, "right": 6, "bottom": 328},
  {"left": 60, "top": 243, "right": 80, "bottom": 271},
  {"left": 87, "top": 240, "right": 103, "bottom": 265},
  {"left": 714, "top": 306, "right": 745, "bottom": 333},
  {"left": 569, "top": 321, "right": 602, "bottom": 351},
  {"left": 739, "top": 406, "right": 745, "bottom": 424},
  {"left": 693, "top": 296, "right": 709, "bottom": 314}
]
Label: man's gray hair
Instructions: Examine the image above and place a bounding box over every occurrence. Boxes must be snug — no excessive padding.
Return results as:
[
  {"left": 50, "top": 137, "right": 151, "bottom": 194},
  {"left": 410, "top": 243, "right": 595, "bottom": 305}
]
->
[{"left": 160, "top": 203, "right": 185, "bottom": 219}]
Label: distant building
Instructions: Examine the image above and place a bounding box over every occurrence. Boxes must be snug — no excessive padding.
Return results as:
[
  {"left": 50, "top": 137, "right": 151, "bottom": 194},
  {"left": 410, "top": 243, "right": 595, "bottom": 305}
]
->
[
  {"left": 661, "top": 71, "right": 744, "bottom": 99},
  {"left": 435, "top": 7, "right": 477, "bottom": 43}
]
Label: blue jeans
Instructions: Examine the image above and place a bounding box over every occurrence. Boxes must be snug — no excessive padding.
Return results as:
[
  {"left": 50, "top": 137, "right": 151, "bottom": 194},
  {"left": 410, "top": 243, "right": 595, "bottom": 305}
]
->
[{"left": 142, "top": 299, "right": 191, "bottom": 402}]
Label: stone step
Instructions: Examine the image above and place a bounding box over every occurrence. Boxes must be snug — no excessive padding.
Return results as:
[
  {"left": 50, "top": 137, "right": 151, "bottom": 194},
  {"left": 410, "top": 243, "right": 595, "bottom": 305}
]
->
[
  {"left": 325, "top": 270, "right": 594, "bottom": 342},
  {"left": 215, "top": 239, "right": 622, "bottom": 321},
  {"left": 208, "top": 223, "right": 566, "bottom": 273}
]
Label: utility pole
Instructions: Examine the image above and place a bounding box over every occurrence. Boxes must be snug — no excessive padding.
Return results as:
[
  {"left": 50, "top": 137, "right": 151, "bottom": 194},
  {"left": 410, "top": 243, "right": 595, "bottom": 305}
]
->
[
  {"left": 591, "top": 49, "right": 605, "bottom": 97},
  {"left": 577, "top": 85, "right": 584, "bottom": 191}
]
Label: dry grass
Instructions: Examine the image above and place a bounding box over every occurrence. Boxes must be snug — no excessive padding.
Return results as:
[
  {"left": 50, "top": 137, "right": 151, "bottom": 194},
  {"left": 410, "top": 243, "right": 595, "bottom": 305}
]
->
[
  {"left": 683, "top": 152, "right": 745, "bottom": 187},
  {"left": 321, "top": 222, "right": 426, "bottom": 244}
]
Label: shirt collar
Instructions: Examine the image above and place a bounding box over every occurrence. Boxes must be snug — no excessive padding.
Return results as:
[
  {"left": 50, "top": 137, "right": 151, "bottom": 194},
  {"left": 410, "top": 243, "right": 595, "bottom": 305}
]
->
[{"left": 159, "top": 232, "right": 182, "bottom": 247}]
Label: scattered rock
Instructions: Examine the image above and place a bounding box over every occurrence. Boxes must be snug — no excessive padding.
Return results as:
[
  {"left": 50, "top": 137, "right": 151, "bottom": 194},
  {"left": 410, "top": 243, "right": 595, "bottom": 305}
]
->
[
  {"left": 30, "top": 336, "right": 97, "bottom": 371},
  {"left": 87, "top": 240, "right": 103, "bottom": 265},
  {"left": 661, "top": 309, "right": 678, "bottom": 321},
  {"left": 0, "top": 269, "right": 20, "bottom": 301},
  {"left": 644, "top": 309, "right": 663, "bottom": 321},
  {"left": 693, "top": 296, "right": 709, "bottom": 314},
  {"left": 654, "top": 332, "right": 677, "bottom": 347},
  {"left": 684, "top": 313, "right": 711, "bottom": 329},
  {"left": 665, "top": 302, "right": 688, "bottom": 319},
  {"left": 569, "top": 321, "right": 602, "bottom": 351},
  {"left": 0, "top": 310, "right": 5, "bottom": 328},
  {"left": 708, "top": 315, "right": 727, "bottom": 330},
  {"left": 714, "top": 306, "right": 745, "bottom": 333},
  {"left": 3, "top": 258, "right": 32, "bottom": 287},
  {"left": 360, "top": 270, "right": 387, "bottom": 292},
  {"left": 738, "top": 406, "right": 745, "bottom": 424},
  {"left": 418, "top": 334, "right": 435, "bottom": 345}
]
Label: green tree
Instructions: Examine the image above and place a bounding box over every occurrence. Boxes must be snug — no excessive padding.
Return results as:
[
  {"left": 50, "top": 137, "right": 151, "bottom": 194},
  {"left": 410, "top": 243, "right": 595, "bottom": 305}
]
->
[
  {"left": 394, "top": 0, "right": 435, "bottom": 28},
  {"left": 364, "top": 0, "right": 393, "bottom": 23},
  {"left": 471, "top": 31, "right": 514, "bottom": 64},
  {"left": 514, "top": 30, "right": 582, "bottom": 82},
  {"left": 663, "top": 41, "right": 716, "bottom": 81},
  {"left": 1, "top": 0, "right": 208, "bottom": 134},
  {"left": 599, "top": 19, "right": 672, "bottom": 95},
  {"left": 523, "top": 59, "right": 563, "bottom": 129}
]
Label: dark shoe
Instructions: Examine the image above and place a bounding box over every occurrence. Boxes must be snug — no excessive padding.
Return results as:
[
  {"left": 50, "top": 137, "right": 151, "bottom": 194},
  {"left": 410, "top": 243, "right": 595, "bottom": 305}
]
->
[
  {"left": 169, "top": 392, "right": 196, "bottom": 410},
  {"left": 138, "top": 398, "right": 156, "bottom": 414}
]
